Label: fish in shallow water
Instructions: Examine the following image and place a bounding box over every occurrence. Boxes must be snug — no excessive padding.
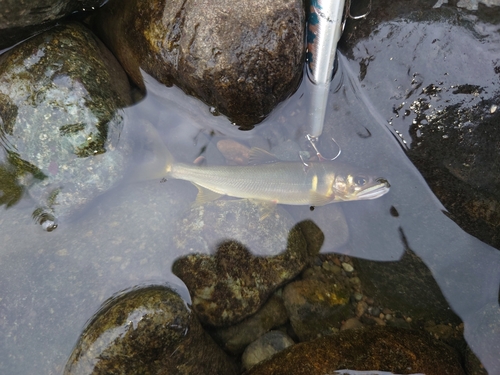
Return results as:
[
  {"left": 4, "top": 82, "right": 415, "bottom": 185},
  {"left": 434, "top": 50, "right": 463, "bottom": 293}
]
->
[{"left": 139, "top": 126, "right": 390, "bottom": 206}]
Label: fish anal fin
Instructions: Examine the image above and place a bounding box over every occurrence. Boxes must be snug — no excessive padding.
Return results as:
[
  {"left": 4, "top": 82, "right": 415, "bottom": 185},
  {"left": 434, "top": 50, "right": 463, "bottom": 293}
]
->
[
  {"left": 309, "top": 190, "right": 333, "bottom": 207},
  {"left": 193, "top": 183, "right": 223, "bottom": 206},
  {"left": 248, "top": 148, "right": 279, "bottom": 165}
]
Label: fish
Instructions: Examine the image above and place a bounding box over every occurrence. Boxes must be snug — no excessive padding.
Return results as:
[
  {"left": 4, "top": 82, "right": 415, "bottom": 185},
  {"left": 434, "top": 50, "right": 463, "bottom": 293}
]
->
[{"left": 138, "top": 124, "right": 390, "bottom": 206}]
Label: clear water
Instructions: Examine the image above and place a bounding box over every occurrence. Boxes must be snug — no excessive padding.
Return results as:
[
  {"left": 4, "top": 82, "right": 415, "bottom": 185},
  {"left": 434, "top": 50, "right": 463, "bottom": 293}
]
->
[{"left": 1, "top": 25, "right": 500, "bottom": 375}]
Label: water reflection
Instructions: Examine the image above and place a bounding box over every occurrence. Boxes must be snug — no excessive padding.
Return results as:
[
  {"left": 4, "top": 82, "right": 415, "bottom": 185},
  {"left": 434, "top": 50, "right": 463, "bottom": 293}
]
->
[{"left": 0, "top": 49, "right": 499, "bottom": 375}]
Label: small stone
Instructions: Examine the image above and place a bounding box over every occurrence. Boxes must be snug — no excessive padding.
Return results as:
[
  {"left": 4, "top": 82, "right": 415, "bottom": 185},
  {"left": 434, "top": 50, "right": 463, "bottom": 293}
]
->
[
  {"left": 385, "top": 314, "right": 393, "bottom": 321},
  {"left": 341, "top": 262, "right": 354, "bottom": 272},
  {"left": 372, "top": 317, "right": 386, "bottom": 326},
  {"left": 349, "top": 276, "right": 361, "bottom": 285},
  {"left": 356, "top": 301, "right": 368, "bottom": 318},
  {"left": 340, "top": 318, "right": 364, "bottom": 331},
  {"left": 242, "top": 330, "right": 295, "bottom": 370},
  {"left": 353, "top": 292, "right": 363, "bottom": 301}
]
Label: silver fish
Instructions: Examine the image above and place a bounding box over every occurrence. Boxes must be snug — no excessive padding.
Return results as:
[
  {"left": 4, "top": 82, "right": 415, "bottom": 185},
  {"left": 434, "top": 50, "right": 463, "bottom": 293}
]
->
[{"left": 138, "top": 123, "right": 389, "bottom": 206}]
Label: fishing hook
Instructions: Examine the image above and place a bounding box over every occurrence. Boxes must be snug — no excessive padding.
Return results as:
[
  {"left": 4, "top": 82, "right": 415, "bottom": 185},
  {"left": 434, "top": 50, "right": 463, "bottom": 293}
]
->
[
  {"left": 306, "top": 133, "right": 341, "bottom": 162},
  {"left": 342, "top": 0, "right": 372, "bottom": 32}
]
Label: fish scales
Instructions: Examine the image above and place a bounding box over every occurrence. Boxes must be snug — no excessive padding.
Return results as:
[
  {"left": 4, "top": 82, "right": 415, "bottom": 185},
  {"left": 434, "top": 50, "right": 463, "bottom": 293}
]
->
[{"left": 169, "top": 161, "right": 339, "bottom": 205}]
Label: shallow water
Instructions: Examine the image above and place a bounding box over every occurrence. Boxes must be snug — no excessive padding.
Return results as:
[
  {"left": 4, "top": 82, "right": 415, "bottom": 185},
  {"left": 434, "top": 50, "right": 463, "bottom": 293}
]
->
[{"left": 1, "top": 20, "right": 500, "bottom": 375}]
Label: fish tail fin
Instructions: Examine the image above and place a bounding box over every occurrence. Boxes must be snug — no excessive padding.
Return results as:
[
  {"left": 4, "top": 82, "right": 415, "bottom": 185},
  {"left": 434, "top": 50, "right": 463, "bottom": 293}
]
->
[{"left": 131, "top": 121, "right": 174, "bottom": 182}]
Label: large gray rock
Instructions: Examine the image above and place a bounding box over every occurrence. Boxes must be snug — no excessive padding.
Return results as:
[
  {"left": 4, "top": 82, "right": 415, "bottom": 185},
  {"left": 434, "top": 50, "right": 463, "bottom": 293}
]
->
[
  {"left": 0, "top": 0, "right": 106, "bottom": 48},
  {"left": 91, "top": 0, "right": 305, "bottom": 127},
  {"left": 64, "top": 286, "right": 238, "bottom": 375},
  {"left": 0, "top": 22, "right": 132, "bottom": 228},
  {"left": 172, "top": 199, "right": 308, "bottom": 326}
]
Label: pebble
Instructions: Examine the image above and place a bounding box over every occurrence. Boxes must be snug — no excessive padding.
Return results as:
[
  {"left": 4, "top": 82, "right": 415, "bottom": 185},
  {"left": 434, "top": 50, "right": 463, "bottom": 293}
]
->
[
  {"left": 242, "top": 330, "right": 295, "bottom": 370},
  {"left": 341, "top": 262, "right": 354, "bottom": 272},
  {"left": 356, "top": 301, "right": 368, "bottom": 317},
  {"left": 353, "top": 292, "right": 364, "bottom": 301}
]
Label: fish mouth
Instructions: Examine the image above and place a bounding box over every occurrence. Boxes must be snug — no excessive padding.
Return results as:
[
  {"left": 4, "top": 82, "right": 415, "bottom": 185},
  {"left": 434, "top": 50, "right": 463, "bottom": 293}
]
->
[{"left": 356, "top": 178, "right": 390, "bottom": 200}]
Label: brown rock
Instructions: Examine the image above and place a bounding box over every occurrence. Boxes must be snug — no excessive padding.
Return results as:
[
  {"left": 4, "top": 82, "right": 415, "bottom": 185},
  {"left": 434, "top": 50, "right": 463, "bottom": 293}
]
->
[
  {"left": 64, "top": 286, "right": 238, "bottom": 375},
  {"left": 91, "top": 0, "right": 305, "bottom": 127},
  {"left": 245, "top": 326, "right": 466, "bottom": 375},
  {"left": 172, "top": 199, "right": 308, "bottom": 326}
]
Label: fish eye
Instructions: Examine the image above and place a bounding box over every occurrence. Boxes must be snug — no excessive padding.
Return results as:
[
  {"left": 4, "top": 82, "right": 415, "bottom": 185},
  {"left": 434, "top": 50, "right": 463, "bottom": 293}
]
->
[{"left": 354, "top": 176, "right": 367, "bottom": 186}]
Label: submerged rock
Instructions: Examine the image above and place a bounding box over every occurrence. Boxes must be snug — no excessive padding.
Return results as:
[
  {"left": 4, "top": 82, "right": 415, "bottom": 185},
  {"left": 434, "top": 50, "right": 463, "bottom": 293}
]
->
[
  {"left": 340, "top": 3, "right": 500, "bottom": 249},
  {"left": 0, "top": 22, "right": 132, "bottom": 228},
  {"left": 283, "top": 278, "right": 351, "bottom": 341},
  {"left": 64, "top": 286, "right": 238, "bottom": 375},
  {"left": 352, "top": 248, "right": 462, "bottom": 324},
  {"left": 245, "top": 326, "right": 466, "bottom": 375},
  {"left": 172, "top": 199, "right": 308, "bottom": 326},
  {"left": 91, "top": 0, "right": 305, "bottom": 127},
  {"left": 0, "top": 0, "right": 106, "bottom": 48}
]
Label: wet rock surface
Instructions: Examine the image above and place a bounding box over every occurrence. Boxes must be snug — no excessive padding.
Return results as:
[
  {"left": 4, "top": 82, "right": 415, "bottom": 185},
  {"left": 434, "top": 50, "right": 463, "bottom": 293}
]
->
[
  {"left": 340, "top": 1, "right": 500, "bottom": 249},
  {"left": 171, "top": 199, "right": 308, "bottom": 326},
  {"left": 245, "top": 326, "right": 466, "bottom": 375},
  {"left": 0, "top": 0, "right": 106, "bottom": 48},
  {"left": 91, "top": 0, "right": 305, "bottom": 127},
  {"left": 0, "top": 22, "right": 132, "bottom": 227},
  {"left": 64, "top": 285, "right": 238, "bottom": 375}
]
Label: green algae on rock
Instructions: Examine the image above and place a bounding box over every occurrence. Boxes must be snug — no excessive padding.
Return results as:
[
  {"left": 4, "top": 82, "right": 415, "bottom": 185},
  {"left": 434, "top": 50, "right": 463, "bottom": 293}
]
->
[
  {"left": 245, "top": 326, "right": 466, "bottom": 375},
  {"left": 0, "top": 22, "right": 132, "bottom": 228},
  {"left": 172, "top": 199, "right": 308, "bottom": 326},
  {"left": 91, "top": 0, "right": 305, "bottom": 127},
  {"left": 64, "top": 285, "right": 238, "bottom": 375}
]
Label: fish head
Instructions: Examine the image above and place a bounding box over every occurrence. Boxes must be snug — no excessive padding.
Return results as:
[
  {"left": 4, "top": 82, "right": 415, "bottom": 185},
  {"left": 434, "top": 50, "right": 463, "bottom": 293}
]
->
[{"left": 329, "top": 167, "right": 390, "bottom": 201}]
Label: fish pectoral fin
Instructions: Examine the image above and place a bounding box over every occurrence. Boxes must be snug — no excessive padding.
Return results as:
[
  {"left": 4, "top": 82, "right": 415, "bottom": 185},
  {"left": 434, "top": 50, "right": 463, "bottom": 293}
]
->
[
  {"left": 309, "top": 190, "right": 333, "bottom": 207},
  {"left": 248, "top": 147, "right": 279, "bottom": 165},
  {"left": 193, "top": 184, "right": 223, "bottom": 206}
]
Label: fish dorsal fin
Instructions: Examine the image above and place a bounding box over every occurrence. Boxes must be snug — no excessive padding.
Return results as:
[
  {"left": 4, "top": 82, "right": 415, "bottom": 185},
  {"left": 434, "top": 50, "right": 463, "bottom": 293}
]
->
[
  {"left": 248, "top": 147, "right": 279, "bottom": 165},
  {"left": 193, "top": 183, "right": 223, "bottom": 206},
  {"left": 309, "top": 190, "right": 334, "bottom": 207}
]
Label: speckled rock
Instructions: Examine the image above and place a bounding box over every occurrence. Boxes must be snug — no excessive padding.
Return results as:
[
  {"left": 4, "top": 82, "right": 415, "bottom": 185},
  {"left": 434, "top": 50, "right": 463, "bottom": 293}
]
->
[
  {"left": 64, "top": 286, "right": 238, "bottom": 375},
  {"left": 245, "top": 326, "right": 466, "bottom": 375},
  {"left": 171, "top": 199, "right": 308, "bottom": 326},
  {"left": 91, "top": 0, "right": 305, "bottom": 127},
  {"left": 0, "top": 1, "right": 106, "bottom": 48},
  {"left": 283, "top": 278, "right": 351, "bottom": 341},
  {"left": 0, "top": 22, "right": 132, "bottom": 228},
  {"left": 210, "top": 294, "right": 289, "bottom": 354},
  {"left": 242, "top": 330, "right": 295, "bottom": 371}
]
